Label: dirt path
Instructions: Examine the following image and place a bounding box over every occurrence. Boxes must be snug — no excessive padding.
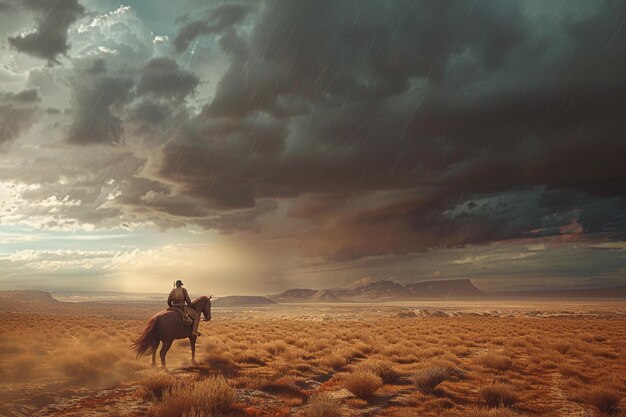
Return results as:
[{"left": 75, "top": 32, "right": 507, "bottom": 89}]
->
[{"left": 546, "top": 372, "right": 592, "bottom": 417}]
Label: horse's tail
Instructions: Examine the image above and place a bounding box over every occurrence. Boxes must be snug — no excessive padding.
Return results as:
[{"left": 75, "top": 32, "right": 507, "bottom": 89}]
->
[{"left": 132, "top": 315, "right": 159, "bottom": 359}]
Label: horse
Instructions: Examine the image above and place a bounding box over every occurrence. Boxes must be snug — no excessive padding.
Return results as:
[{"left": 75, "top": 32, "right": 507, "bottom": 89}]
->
[{"left": 132, "top": 295, "right": 212, "bottom": 368}]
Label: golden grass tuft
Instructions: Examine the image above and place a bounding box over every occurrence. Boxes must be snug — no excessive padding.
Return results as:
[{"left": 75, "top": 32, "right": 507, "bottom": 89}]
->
[
  {"left": 412, "top": 365, "right": 452, "bottom": 395},
  {"left": 480, "top": 383, "right": 519, "bottom": 408},
  {"left": 344, "top": 370, "right": 383, "bottom": 402},
  {"left": 198, "top": 352, "right": 240, "bottom": 378},
  {"left": 554, "top": 341, "right": 572, "bottom": 354},
  {"left": 149, "top": 376, "right": 237, "bottom": 417},
  {"left": 305, "top": 393, "right": 342, "bottom": 417},
  {"left": 320, "top": 353, "right": 347, "bottom": 370},
  {"left": 582, "top": 384, "right": 622, "bottom": 414},
  {"left": 139, "top": 371, "right": 177, "bottom": 400},
  {"left": 359, "top": 360, "right": 400, "bottom": 384},
  {"left": 558, "top": 364, "right": 588, "bottom": 381},
  {"left": 478, "top": 353, "right": 513, "bottom": 371}
]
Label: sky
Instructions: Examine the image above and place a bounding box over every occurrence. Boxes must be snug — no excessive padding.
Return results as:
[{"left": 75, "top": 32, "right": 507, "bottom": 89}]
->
[{"left": 0, "top": 0, "right": 625, "bottom": 296}]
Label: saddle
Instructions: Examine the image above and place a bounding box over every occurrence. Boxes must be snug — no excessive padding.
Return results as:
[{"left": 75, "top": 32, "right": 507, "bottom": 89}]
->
[{"left": 168, "top": 306, "right": 193, "bottom": 326}]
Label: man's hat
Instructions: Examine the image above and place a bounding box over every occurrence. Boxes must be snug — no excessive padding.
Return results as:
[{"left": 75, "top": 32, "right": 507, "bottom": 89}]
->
[{"left": 175, "top": 279, "right": 184, "bottom": 286}]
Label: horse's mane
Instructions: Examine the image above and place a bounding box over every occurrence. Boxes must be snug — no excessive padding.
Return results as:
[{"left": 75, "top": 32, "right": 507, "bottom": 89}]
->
[{"left": 191, "top": 295, "right": 209, "bottom": 306}]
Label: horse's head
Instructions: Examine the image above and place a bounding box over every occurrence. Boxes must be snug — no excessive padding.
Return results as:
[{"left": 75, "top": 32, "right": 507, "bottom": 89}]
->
[{"left": 202, "top": 295, "right": 212, "bottom": 321}]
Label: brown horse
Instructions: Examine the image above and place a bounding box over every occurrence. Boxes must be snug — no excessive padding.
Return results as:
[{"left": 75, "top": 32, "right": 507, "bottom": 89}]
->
[{"left": 132, "top": 295, "right": 212, "bottom": 368}]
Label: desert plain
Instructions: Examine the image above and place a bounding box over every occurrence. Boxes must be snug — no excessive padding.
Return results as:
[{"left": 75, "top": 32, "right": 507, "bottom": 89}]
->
[{"left": 0, "top": 293, "right": 624, "bottom": 417}]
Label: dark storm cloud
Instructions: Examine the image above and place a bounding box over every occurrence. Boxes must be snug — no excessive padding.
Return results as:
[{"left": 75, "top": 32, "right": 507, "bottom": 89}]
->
[
  {"left": 128, "top": 100, "right": 169, "bottom": 125},
  {"left": 66, "top": 55, "right": 199, "bottom": 145},
  {"left": 11, "top": 0, "right": 606, "bottom": 257},
  {"left": 0, "top": 1, "right": 14, "bottom": 12},
  {"left": 156, "top": 0, "right": 626, "bottom": 255},
  {"left": 7, "top": 0, "right": 85, "bottom": 64},
  {"left": 174, "top": 3, "right": 252, "bottom": 52},
  {"left": 67, "top": 60, "right": 133, "bottom": 145},
  {"left": 137, "top": 57, "right": 199, "bottom": 101},
  {"left": 0, "top": 88, "right": 40, "bottom": 145}
]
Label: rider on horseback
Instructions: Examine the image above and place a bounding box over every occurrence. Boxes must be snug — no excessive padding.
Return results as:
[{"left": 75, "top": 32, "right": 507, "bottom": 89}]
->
[{"left": 167, "top": 280, "right": 201, "bottom": 336}]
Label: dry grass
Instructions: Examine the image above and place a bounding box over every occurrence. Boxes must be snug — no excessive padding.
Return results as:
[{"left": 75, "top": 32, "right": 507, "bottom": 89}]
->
[
  {"left": 558, "top": 364, "right": 589, "bottom": 381},
  {"left": 480, "top": 384, "right": 519, "bottom": 408},
  {"left": 412, "top": 365, "right": 452, "bottom": 394},
  {"left": 198, "top": 352, "right": 240, "bottom": 378},
  {"left": 477, "top": 353, "right": 513, "bottom": 371},
  {"left": 358, "top": 359, "right": 399, "bottom": 383},
  {"left": 344, "top": 370, "right": 383, "bottom": 402},
  {"left": 149, "top": 376, "right": 237, "bottom": 417},
  {"left": 320, "top": 353, "right": 347, "bottom": 370},
  {"left": 579, "top": 384, "right": 622, "bottom": 414},
  {"left": 554, "top": 341, "right": 572, "bottom": 354},
  {"left": 305, "top": 393, "right": 342, "bottom": 417},
  {"left": 139, "top": 371, "right": 177, "bottom": 399},
  {"left": 1, "top": 301, "right": 625, "bottom": 417}
]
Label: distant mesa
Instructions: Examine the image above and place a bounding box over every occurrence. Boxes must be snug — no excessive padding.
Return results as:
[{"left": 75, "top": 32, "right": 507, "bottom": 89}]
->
[
  {"left": 0, "top": 290, "right": 60, "bottom": 303},
  {"left": 269, "top": 278, "right": 485, "bottom": 303},
  {"left": 211, "top": 295, "right": 277, "bottom": 307},
  {"left": 336, "top": 279, "right": 408, "bottom": 300},
  {"left": 268, "top": 279, "right": 626, "bottom": 303},
  {"left": 405, "top": 279, "right": 485, "bottom": 298},
  {"left": 311, "top": 289, "right": 341, "bottom": 302},
  {"left": 271, "top": 288, "right": 318, "bottom": 303}
]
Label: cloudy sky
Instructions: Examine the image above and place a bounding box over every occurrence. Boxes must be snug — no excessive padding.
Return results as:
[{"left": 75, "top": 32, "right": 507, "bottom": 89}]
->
[{"left": 0, "top": 0, "right": 625, "bottom": 295}]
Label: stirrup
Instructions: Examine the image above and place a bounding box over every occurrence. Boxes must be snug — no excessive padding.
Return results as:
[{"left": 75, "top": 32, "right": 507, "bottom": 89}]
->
[{"left": 192, "top": 331, "right": 201, "bottom": 336}]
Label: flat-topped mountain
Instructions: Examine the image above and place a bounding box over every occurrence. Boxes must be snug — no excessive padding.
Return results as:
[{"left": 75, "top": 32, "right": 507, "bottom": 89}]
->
[
  {"left": 341, "top": 280, "right": 408, "bottom": 300},
  {"left": 269, "top": 278, "right": 626, "bottom": 303},
  {"left": 212, "top": 296, "right": 277, "bottom": 307},
  {"left": 272, "top": 288, "right": 319, "bottom": 302},
  {"left": 270, "top": 278, "right": 485, "bottom": 302},
  {"left": 406, "top": 279, "right": 484, "bottom": 298},
  {"left": 0, "top": 290, "right": 60, "bottom": 303}
]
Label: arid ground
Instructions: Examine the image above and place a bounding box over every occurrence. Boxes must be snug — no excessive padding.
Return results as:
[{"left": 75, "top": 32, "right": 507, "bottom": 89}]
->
[{"left": 0, "top": 298, "right": 624, "bottom": 417}]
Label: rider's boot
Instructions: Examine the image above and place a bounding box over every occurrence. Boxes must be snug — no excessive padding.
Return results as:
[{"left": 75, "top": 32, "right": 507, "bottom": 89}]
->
[{"left": 191, "top": 318, "right": 201, "bottom": 336}]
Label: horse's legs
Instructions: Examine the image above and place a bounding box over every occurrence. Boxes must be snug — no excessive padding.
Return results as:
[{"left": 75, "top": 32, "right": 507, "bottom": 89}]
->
[
  {"left": 151, "top": 342, "right": 158, "bottom": 368},
  {"left": 190, "top": 336, "right": 197, "bottom": 365},
  {"left": 160, "top": 339, "right": 173, "bottom": 368}
]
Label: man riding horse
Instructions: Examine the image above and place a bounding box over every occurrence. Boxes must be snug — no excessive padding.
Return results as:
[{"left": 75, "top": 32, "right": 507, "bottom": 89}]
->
[
  {"left": 167, "top": 280, "right": 201, "bottom": 336},
  {"left": 133, "top": 288, "right": 211, "bottom": 368}
]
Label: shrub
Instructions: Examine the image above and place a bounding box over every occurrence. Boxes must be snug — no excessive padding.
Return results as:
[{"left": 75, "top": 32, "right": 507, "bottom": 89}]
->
[
  {"left": 264, "top": 340, "right": 289, "bottom": 355},
  {"left": 344, "top": 370, "right": 382, "bottom": 402},
  {"left": 360, "top": 360, "right": 399, "bottom": 384},
  {"left": 321, "top": 353, "right": 347, "bottom": 370},
  {"left": 412, "top": 366, "right": 452, "bottom": 395},
  {"left": 480, "top": 384, "right": 519, "bottom": 408},
  {"left": 558, "top": 364, "right": 588, "bottom": 381},
  {"left": 139, "top": 371, "right": 176, "bottom": 399},
  {"left": 198, "top": 353, "right": 240, "bottom": 377},
  {"left": 305, "top": 393, "right": 342, "bottom": 417},
  {"left": 149, "top": 376, "right": 236, "bottom": 417},
  {"left": 554, "top": 342, "right": 572, "bottom": 354},
  {"left": 478, "top": 354, "right": 513, "bottom": 371},
  {"left": 585, "top": 385, "right": 621, "bottom": 414},
  {"left": 259, "top": 375, "right": 306, "bottom": 401},
  {"left": 235, "top": 352, "right": 267, "bottom": 366}
]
